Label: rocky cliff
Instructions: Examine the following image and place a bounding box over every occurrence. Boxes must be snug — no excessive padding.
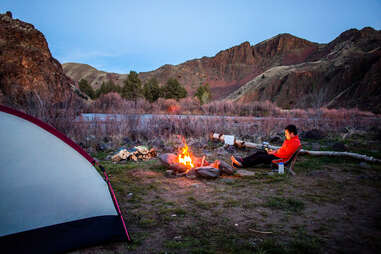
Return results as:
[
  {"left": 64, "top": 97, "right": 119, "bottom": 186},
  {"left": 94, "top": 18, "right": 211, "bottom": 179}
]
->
[
  {"left": 228, "top": 27, "right": 381, "bottom": 113},
  {"left": 0, "top": 11, "right": 78, "bottom": 107}
]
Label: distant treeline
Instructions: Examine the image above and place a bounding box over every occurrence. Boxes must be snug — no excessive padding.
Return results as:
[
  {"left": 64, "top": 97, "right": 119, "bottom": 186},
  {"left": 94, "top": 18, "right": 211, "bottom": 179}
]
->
[{"left": 78, "top": 71, "right": 211, "bottom": 104}]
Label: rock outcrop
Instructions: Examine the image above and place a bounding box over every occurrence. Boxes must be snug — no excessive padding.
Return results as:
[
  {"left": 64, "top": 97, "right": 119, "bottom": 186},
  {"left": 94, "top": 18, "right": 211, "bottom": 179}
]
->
[
  {"left": 0, "top": 11, "right": 78, "bottom": 107},
  {"left": 228, "top": 27, "right": 381, "bottom": 113},
  {"left": 138, "top": 34, "right": 320, "bottom": 100}
]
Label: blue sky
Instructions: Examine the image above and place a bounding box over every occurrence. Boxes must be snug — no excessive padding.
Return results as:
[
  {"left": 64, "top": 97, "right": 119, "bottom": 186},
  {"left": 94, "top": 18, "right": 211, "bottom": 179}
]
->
[{"left": 2, "top": 0, "right": 380, "bottom": 73}]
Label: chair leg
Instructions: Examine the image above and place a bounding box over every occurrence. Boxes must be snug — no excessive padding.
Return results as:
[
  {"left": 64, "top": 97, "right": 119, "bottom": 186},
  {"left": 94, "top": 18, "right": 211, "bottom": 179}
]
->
[{"left": 288, "top": 166, "right": 296, "bottom": 176}]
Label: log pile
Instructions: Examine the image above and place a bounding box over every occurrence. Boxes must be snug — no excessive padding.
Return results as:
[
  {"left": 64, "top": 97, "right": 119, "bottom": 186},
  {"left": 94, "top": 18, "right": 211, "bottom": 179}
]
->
[{"left": 112, "top": 146, "right": 157, "bottom": 162}]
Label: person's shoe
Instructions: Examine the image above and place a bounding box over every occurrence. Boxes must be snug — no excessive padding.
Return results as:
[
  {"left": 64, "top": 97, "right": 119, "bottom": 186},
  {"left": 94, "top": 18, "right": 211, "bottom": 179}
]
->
[{"left": 231, "top": 155, "right": 243, "bottom": 168}]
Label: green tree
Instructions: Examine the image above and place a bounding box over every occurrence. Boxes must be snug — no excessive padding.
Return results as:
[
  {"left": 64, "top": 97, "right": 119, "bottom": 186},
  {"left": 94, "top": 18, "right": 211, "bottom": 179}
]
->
[
  {"left": 143, "top": 78, "right": 161, "bottom": 103},
  {"left": 78, "top": 79, "right": 95, "bottom": 99},
  {"left": 94, "top": 80, "right": 121, "bottom": 98},
  {"left": 195, "top": 83, "right": 211, "bottom": 105},
  {"left": 122, "top": 71, "right": 142, "bottom": 100},
  {"left": 162, "top": 78, "right": 187, "bottom": 100}
]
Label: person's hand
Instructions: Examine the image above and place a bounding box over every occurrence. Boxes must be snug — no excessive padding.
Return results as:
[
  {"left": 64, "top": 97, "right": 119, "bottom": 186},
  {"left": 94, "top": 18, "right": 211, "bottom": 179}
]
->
[{"left": 267, "top": 149, "right": 275, "bottom": 155}]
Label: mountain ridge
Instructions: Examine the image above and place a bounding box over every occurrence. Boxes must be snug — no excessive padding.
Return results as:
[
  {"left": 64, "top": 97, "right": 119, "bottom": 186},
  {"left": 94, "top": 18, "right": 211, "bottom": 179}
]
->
[
  {"left": 64, "top": 32, "right": 320, "bottom": 98},
  {"left": 63, "top": 27, "right": 381, "bottom": 113}
]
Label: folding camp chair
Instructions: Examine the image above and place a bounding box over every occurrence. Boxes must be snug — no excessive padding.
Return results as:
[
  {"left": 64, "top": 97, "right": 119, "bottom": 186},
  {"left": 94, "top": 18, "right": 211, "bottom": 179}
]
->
[{"left": 271, "top": 146, "right": 302, "bottom": 176}]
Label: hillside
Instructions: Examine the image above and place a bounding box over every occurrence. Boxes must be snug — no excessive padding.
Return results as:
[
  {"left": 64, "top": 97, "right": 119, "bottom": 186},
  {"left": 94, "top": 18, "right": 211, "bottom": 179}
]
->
[
  {"left": 0, "top": 11, "right": 79, "bottom": 107},
  {"left": 228, "top": 27, "right": 381, "bottom": 113},
  {"left": 62, "top": 63, "right": 128, "bottom": 90}
]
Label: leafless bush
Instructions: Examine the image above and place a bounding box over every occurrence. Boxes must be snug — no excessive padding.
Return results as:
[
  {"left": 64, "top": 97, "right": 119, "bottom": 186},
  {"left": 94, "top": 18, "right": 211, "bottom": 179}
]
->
[
  {"left": 4, "top": 88, "right": 379, "bottom": 149},
  {"left": 3, "top": 89, "right": 85, "bottom": 137}
]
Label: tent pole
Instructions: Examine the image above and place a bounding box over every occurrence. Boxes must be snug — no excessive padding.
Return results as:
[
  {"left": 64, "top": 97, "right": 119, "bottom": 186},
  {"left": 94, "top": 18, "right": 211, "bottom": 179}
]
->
[{"left": 98, "top": 163, "right": 132, "bottom": 242}]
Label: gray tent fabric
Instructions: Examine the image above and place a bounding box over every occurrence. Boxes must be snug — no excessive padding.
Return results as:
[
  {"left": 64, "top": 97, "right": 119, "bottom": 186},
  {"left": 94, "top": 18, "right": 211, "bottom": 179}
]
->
[{"left": 0, "top": 106, "right": 128, "bottom": 253}]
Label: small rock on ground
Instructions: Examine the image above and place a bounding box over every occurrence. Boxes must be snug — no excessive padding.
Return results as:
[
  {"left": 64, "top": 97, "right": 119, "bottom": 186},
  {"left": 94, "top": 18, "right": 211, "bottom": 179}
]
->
[
  {"left": 196, "top": 166, "right": 220, "bottom": 179},
  {"left": 236, "top": 169, "right": 255, "bottom": 177}
]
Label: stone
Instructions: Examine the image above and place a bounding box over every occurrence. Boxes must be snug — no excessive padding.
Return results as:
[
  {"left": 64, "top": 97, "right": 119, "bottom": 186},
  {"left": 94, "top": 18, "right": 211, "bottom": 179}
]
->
[
  {"left": 86, "top": 135, "right": 96, "bottom": 142},
  {"left": 186, "top": 168, "right": 197, "bottom": 178},
  {"left": 219, "top": 160, "right": 235, "bottom": 175},
  {"left": 236, "top": 170, "right": 255, "bottom": 177},
  {"left": 170, "top": 163, "right": 188, "bottom": 173},
  {"left": 186, "top": 174, "right": 197, "bottom": 180},
  {"left": 96, "top": 143, "right": 111, "bottom": 151},
  {"left": 220, "top": 178, "right": 235, "bottom": 184},
  {"left": 158, "top": 153, "right": 178, "bottom": 167},
  {"left": 196, "top": 166, "right": 220, "bottom": 179}
]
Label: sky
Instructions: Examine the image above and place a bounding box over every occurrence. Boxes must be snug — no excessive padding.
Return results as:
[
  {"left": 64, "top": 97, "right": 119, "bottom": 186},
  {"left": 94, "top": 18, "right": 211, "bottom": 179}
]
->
[{"left": 1, "top": 0, "right": 380, "bottom": 74}]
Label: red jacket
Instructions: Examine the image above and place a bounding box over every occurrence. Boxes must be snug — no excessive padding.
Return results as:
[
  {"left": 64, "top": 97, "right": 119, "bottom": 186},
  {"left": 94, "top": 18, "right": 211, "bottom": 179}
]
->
[{"left": 274, "top": 136, "right": 301, "bottom": 159}]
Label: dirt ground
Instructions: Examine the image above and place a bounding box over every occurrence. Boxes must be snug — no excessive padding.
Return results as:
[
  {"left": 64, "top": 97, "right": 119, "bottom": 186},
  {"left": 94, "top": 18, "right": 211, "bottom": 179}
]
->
[{"left": 68, "top": 136, "right": 381, "bottom": 254}]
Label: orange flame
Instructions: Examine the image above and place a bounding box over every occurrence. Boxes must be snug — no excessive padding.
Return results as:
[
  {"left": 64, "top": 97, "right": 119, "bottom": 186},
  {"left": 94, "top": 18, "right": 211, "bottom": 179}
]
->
[{"left": 178, "top": 140, "right": 194, "bottom": 169}]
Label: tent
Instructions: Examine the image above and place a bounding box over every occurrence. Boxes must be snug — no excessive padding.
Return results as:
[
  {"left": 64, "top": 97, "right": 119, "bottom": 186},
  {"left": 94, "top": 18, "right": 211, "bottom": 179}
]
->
[{"left": 0, "top": 105, "right": 130, "bottom": 253}]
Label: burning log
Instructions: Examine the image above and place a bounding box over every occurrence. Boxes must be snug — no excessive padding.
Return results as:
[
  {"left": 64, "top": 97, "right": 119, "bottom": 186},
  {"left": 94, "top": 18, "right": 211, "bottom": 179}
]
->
[
  {"left": 211, "top": 133, "right": 381, "bottom": 163},
  {"left": 219, "top": 160, "right": 235, "bottom": 175}
]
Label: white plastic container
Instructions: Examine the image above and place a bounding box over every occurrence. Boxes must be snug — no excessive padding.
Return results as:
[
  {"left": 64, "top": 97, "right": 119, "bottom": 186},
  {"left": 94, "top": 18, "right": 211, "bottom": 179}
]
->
[{"left": 278, "top": 162, "right": 284, "bottom": 174}]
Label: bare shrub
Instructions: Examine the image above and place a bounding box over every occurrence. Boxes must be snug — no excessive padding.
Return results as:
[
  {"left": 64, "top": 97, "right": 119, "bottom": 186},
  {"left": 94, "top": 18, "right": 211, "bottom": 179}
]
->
[
  {"left": 92, "top": 92, "right": 125, "bottom": 113},
  {"left": 179, "top": 97, "right": 201, "bottom": 114}
]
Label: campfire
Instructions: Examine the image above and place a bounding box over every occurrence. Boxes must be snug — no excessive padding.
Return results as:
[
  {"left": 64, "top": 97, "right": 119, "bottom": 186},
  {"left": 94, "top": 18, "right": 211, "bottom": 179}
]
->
[
  {"left": 159, "top": 137, "right": 234, "bottom": 179},
  {"left": 177, "top": 138, "right": 195, "bottom": 171}
]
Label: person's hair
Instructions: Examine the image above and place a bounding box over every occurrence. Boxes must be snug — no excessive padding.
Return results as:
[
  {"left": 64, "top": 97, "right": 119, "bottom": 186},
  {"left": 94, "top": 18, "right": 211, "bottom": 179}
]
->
[{"left": 285, "top": 124, "right": 297, "bottom": 135}]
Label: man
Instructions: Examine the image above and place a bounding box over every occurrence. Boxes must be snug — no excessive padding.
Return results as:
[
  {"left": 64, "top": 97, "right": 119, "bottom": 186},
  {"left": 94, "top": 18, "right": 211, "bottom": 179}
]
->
[{"left": 231, "top": 125, "right": 301, "bottom": 168}]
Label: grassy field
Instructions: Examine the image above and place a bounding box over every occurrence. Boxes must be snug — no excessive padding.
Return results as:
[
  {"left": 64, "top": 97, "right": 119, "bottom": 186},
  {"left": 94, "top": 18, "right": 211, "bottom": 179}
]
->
[{"left": 69, "top": 136, "right": 381, "bottom": 254}]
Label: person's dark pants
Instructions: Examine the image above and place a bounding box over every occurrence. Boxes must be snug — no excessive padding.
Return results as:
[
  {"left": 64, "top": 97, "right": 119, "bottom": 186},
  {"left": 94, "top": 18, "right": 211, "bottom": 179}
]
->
[{"left": 242, "top": 150, "right": 278, "bottom": 168}]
